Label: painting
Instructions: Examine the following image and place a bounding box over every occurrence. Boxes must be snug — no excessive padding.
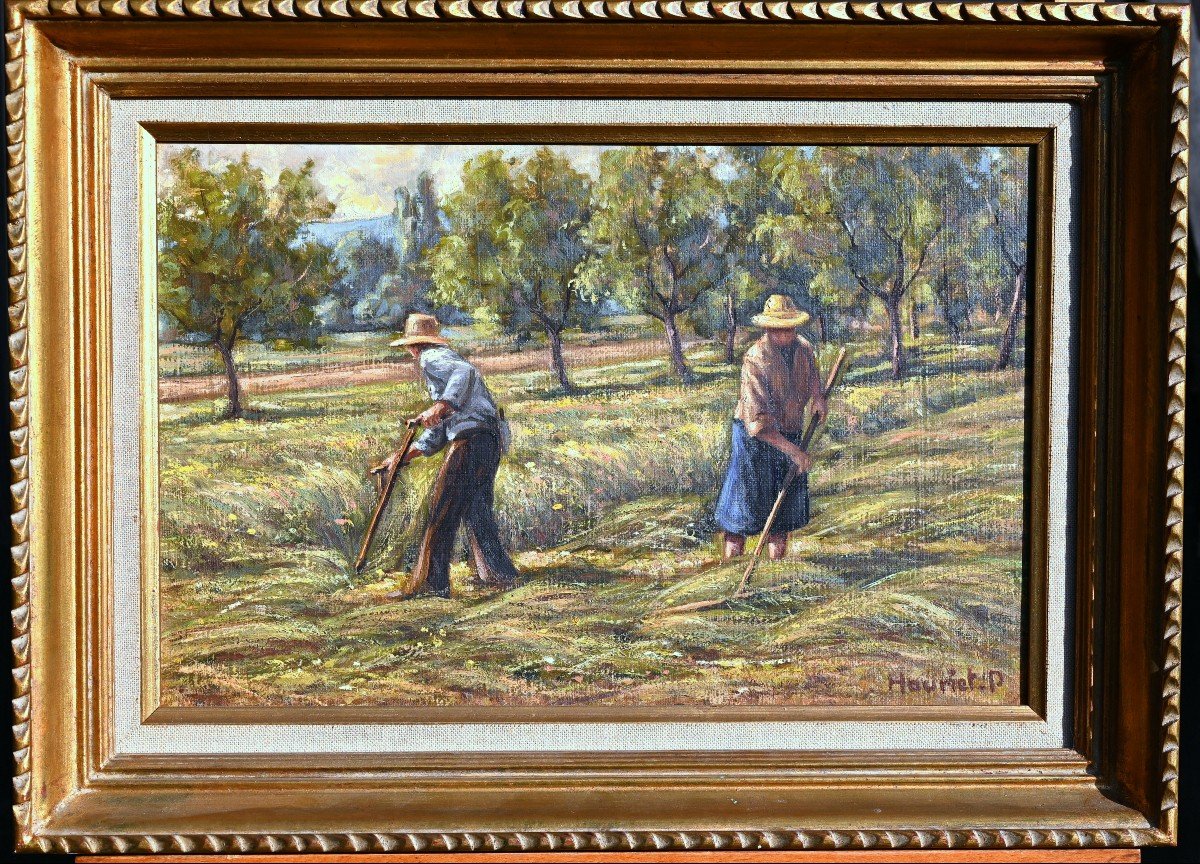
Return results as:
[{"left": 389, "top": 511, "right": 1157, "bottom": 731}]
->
[{"left": 156, "top": 142, "right": 1029, "bottom": 709}]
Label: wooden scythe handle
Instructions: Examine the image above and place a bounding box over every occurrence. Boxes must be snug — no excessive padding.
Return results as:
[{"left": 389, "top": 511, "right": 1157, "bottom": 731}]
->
[{"left": 354, "top": 418, "right": 420, "bottom": 574}]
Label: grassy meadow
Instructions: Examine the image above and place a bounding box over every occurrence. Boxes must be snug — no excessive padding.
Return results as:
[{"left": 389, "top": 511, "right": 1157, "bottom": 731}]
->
[{"left": 158, "top": 330, "right": 1025, "bottom": 708}]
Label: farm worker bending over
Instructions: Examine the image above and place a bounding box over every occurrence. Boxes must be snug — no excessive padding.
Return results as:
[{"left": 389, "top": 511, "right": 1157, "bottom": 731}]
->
[
  {"left": 715, "top": 294, "right": 826, "bottom": 561},
  {"left": 378, "top": 313, "right": 520, "bottom": 599}
]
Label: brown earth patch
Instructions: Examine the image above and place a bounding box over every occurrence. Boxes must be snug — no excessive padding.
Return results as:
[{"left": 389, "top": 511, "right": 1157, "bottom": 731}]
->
[{"left": 158, "top": 336, "right": 693, "bottom": 404}]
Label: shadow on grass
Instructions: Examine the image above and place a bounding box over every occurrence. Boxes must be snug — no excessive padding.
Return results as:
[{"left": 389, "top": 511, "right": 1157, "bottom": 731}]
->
[
  {"left": 525, "top": 366, "right": 733, "bottom": 403},
  {"left": 171, "top": 402, "right": 349, "bottom": 428},
  {"left": 239, "top": 403, "right": 359, "bottom": 423},
  {"left": 842, "top": 352, "right": 1016, "bottom": 389},
  {"left": 528, "top": 380, "right": 652, "bottom": 402},
  {"left": 804, "top": 545, "right": 949, "bottom": 589},
  {"left": 510, "top": 560, "right": 630, "bottom": 588}
]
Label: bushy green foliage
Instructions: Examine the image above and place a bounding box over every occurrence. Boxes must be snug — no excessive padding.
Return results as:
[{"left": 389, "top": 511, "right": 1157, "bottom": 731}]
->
[
  {"left": 158, "top": 144, "right": 1030, "bottom": 412},
  {"left": 581, "top": 147, "right": 729, "bottom": 381},
  {"left": 393, "top": 171, "right": 444, "bottom": 312},
  {"left": 324, "top": 232, "right": 401, "bottom": 329},
  {"left": 427, "top": 148, "right": 595, "bottom": 390},
  {"left": 158, "top": 148, "right": 340, "bottom": 416},
  {"left": 756, "top": 147, "right": 979, "bottom": 380}
]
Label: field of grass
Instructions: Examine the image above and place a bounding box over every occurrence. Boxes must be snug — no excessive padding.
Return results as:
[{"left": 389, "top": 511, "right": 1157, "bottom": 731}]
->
[{"left": 158, "top": 330, "right": 1025, "bottom": 708}]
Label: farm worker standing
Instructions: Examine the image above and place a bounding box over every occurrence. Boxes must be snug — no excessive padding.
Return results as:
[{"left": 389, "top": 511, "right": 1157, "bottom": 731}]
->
[
  {"left": 377, "top": 313, "right": 520, "bottom": 599},
  {"left": 715, "top": 294, "right": 827, "bottom": 561}
]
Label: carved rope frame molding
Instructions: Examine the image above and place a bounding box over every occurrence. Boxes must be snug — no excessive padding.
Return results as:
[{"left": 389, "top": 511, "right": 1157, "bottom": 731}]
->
[{"left": 4, "top": 1, "right": 1187, "bottom": 854}]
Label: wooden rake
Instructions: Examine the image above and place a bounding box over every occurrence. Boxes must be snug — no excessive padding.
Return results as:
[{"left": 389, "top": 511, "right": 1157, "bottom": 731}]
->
[{"left": 661, "top": 345, "right": 849, "bottom": 615}]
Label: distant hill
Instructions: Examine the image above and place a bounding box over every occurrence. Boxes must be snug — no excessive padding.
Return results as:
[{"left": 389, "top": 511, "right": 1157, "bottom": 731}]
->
[{"left": 300, "top": 215, "right": 396, "bottom": 248}]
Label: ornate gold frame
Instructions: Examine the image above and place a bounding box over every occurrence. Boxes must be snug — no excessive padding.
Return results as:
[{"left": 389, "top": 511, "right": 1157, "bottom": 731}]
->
[{"left": 5, "top": 3, "right": 1187, "bottom": 854}]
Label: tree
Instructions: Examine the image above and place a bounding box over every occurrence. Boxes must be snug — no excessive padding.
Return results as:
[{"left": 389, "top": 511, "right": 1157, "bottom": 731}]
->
[
  {"left": 393, "top": 171, "right": 444, "bottom": 315},
  {"left": 931, "top": 252, "right": 971, "bottom": 342},
  {"left": 727, "top": 146, "right": 850, "bottom": 350},
  {"left": 584, "top": 147, "right": 726, "bottom": 382},
  {"left": 325, "top": 232, "right": 401, "bottom": 329},
  {"left": 158, "top": 149, "right": 338, "bottom": 418},
  {"left": 928, "top": 199, "right": 975, "bottom": 343},
  {"left": 753, "top": 150, "right": 865, "bottom": 344},
  {"left": 975, "top": 149, "right": 1030, "bottom": 370},
  {"left": 762, "top": 147, "right": 968, "bottom": 379},
  {"left": 716, "top": 147, "right": 775, "bottom": 363},
  {"left": 427, "top": 148, "right": 593, "bottom": 392}
]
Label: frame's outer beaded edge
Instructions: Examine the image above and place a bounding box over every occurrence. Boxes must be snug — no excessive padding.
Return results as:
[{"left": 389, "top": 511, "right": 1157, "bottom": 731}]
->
[
  {"left": 22, "top": 827, "right": 1180, "bottom": 856},
  {"left": 1160, "top": 0, "right": 1188, "bottom": 843},
  {"left": 4, "top": 1, "right": 1186, "bottom": 852},
  {"left": 6, "top": 0, "right": 32, "bottom": 853},
  {"left": 0, "top": 0, "right": 1177, "bottom": 23}
]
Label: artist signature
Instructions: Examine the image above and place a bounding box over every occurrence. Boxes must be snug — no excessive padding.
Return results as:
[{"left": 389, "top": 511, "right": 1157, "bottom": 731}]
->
[{"left": 886, "top": 668, "right": 1007, "bottom": 696}]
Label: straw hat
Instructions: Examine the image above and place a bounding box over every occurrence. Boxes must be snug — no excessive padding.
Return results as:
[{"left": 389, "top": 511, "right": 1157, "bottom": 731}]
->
[
  {"left": 751, "top": 294, "right": 811, "bottom": 329},
  {"left": 390, "top": 313, "right": 450, "bottom": 347}
]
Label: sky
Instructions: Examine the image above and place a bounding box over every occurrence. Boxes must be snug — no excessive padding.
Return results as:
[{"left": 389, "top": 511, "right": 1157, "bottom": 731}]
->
[{"left": 157, "top": 143, "right": 609, "bottom": 222}]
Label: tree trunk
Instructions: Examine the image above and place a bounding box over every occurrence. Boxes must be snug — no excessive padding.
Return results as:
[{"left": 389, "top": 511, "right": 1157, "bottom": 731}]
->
[
  {"left": 816, "top": 312, "right": 827, "bottom": 342},
  {"left": 546, "top": 326, "right": 573, "bottom": 392},
  {"left": 992, "top": 267, "right": 1026, "bottom": 371},
  {"left": 215, "top": 339, "right": 243, "bottom": 419},
  {"left": 885, "top": 297, "right": 906, "bottom": 380},
  {"left": 662, "top": 311, "right": 693, "bottom": 382},
  {"left": 909, "top": 301, "right": 921, "bottom": 341},
  {"left": 724, "top": 290, "right": 737, "bottom": 365}
]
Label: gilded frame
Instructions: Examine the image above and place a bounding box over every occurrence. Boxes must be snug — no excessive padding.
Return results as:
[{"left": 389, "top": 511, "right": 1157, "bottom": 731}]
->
[{"left": 5, "top": 3, "right": 1187, "bottom": 853}]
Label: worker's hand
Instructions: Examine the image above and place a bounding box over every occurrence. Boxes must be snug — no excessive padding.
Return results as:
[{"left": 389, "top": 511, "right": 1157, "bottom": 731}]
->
[
  {"left": 417, "top": 400, "right": 454, "bottom": 428},
  {"left": 757, "top": 428, "right": 810, "bottom": 474},
  {"left": 375, "top": 448, "right": 418, "bottom": 475},
  {"left": 374, "top": 452, "right": 400, "bottom": 475},
  {"left": 810, "top": 394, "right": 828, "bottom": 424},
  {"left": 786, "top": 446, "right": 812, "bottom": 474}
]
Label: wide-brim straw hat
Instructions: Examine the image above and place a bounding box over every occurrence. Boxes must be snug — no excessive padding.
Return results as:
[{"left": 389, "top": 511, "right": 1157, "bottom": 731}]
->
[
  {"left": 390, "top": 313, "right": 450, "bottom": 347},
  {"left": 751, "top": 294, "right": 811, "bottom": 329}
]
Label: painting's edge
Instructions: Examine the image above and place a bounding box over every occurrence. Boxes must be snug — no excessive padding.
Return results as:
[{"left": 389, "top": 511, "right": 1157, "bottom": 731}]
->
[{"left": 5, "top": 1, "right": 1186, "bottom": 853}]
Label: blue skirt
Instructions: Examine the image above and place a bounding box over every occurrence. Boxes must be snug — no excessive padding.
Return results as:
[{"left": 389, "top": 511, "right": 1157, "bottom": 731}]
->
[{"left": 715, "top": 420, "right": 811, "bottom": 537}]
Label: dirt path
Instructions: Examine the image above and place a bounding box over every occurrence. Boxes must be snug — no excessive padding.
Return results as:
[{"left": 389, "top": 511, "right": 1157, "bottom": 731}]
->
[{"left": 158, "top": 336, "right": 685, "bottom": 404}]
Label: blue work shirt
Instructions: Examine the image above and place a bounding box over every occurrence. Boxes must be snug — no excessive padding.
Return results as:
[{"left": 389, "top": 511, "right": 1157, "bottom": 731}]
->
[{"left": 412, "top": 346, "right": 505, "bottom": 455}]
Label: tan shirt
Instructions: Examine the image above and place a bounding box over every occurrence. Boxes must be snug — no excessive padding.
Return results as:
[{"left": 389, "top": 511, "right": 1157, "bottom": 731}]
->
[{"left": 735, "top": 334, "right": 823, "bottom": 438}]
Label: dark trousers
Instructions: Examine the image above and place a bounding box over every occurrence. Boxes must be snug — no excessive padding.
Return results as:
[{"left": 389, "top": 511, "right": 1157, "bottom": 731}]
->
[{"left": 409, "top": 432, "right": 519, "bottom": 594}]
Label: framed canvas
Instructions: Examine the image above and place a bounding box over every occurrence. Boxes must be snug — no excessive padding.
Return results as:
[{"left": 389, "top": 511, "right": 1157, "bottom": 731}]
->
[{"left": 4, "top": 2, "right": 1187, "bottom": 855}]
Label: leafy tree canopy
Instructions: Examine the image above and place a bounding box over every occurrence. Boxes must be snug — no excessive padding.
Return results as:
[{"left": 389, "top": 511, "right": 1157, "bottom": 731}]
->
[
  {"left": 581, "top": 146, "right": 728, "bottom": 380},
  {"left": 426, "top": 147, "right": 595, "bottom": 390},
  {"left": 158, "top": 148, "right": 339, "bottom": 416}
]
